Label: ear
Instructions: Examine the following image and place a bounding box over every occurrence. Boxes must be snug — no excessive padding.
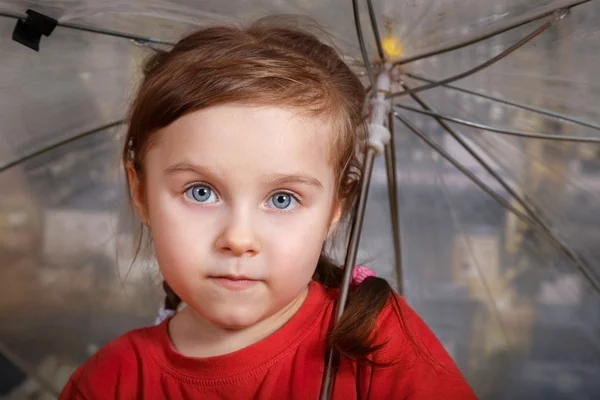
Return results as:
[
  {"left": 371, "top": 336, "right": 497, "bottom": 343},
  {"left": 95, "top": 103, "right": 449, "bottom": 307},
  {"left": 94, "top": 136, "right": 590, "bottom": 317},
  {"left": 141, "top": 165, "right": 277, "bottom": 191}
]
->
[
  {"left": 327, "top": 201, "right": 343, "bottom": 238},
  {"left": 126, "top": 163, "right": 150, "bottom": 226}
]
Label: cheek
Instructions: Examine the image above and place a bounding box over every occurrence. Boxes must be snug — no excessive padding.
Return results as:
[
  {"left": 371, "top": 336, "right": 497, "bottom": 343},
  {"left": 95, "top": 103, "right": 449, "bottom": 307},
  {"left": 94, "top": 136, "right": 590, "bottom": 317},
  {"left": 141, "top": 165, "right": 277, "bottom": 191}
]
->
[
  {"left": 262, "top": 209, "right": 331, "bottom": 281},
  {"left": 145, "top": 186, "right": 216, "bottom": 275}
]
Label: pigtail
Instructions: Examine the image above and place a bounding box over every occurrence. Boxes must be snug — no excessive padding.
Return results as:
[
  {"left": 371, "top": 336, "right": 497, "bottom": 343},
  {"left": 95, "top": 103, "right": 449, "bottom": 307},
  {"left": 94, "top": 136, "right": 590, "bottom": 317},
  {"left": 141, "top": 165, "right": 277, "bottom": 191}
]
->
[
  {"left": 313, "top": 255, "right": 423, "bottom": 366},
  {"left": 163, "top": 280, "right": 182, "bottom": 311}
]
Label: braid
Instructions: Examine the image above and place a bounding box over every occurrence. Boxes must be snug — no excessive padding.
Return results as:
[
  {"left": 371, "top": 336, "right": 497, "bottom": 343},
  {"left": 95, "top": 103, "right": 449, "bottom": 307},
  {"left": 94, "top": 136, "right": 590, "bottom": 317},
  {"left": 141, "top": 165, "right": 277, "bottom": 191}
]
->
[
  {"left": 313, "top": 252, "right": 408, "bottom": 365},
  {"left": 163, "top": 280, "right": 182, "bottom": 311}
]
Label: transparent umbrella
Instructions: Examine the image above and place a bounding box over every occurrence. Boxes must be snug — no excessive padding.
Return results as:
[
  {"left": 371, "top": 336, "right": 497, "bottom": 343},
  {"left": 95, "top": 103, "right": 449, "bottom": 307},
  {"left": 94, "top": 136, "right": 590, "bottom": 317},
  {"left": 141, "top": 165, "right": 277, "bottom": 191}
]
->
[{"left": 1, "top": 1, "right": 599, "bottom": 399}]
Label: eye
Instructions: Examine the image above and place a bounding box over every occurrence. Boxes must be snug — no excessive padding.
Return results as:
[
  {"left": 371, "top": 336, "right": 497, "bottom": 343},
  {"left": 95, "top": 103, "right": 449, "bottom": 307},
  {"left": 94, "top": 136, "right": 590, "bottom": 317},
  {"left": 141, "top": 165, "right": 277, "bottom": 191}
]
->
[
  {"left": 184, "top": 184, "right": 218, "bottom": 204},
  {"left": 267, "top": 192, "right": 298, "bottom": 211}
]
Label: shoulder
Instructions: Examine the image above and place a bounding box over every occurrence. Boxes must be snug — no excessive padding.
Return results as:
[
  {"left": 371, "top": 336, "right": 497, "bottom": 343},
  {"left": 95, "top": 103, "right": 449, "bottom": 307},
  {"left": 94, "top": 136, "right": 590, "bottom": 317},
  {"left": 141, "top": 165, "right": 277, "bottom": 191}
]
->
[
  {"left": 84, "top": 325, "right": 154, "bottom": 368},
  {"left": 372, "top": 292, "right": 460, "bottom": 366},
  {"left": 368, "top": 294, "right": 430, "bottom": 364},
  {"left": 367, "top": 293, "right": 478, "bottom": 399},
  {"left": 376, "top": 294, "right": 444, "bottom": 353},
  {"left": 59, "top": 325, "right": 159, "bottom": 399}
]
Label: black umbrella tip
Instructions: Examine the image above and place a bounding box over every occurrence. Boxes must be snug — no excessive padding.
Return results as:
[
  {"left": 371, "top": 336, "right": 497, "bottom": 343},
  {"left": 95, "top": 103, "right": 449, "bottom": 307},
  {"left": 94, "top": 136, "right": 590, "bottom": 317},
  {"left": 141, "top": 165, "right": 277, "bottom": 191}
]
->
[{"left": 12, "top": 9, "right": 58, "bottom": 52}]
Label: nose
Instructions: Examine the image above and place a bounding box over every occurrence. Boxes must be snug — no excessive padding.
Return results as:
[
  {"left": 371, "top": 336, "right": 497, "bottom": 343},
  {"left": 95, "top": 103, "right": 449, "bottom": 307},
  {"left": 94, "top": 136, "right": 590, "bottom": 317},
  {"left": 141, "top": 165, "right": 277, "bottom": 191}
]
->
[{"left": 215, "top": 212, "right": 261, "bottom": 257}]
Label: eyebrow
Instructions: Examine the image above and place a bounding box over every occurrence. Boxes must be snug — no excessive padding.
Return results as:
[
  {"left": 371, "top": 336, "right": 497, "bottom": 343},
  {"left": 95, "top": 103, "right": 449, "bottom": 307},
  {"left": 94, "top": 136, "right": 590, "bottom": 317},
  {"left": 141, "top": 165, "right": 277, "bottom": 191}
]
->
[
  {"left": 164, "top": 162, "right": 219, "bottom": 177},
  {"left": 266, "top": 173, "right": 323, "bottom": 189},
  {"left": 165, "top": 162, "right": 323, "bottom": 189}
]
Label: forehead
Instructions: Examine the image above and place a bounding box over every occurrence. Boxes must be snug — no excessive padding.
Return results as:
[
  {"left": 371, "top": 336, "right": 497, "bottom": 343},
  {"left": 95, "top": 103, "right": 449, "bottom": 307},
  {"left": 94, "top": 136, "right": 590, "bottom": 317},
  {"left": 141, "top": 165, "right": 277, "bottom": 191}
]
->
[{"left": 147, "top": 104, "right": 335, "bottom": 180}]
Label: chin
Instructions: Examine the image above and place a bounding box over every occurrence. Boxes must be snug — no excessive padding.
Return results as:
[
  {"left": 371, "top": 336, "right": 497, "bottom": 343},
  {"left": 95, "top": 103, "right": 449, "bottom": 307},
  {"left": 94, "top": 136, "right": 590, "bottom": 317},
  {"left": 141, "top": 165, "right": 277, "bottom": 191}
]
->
[
  {"left": 206, "top": 307, "right": 264, "bottom": 330},
  {"left": 219, "top": 320, "right": 256, "bottom": 330}
]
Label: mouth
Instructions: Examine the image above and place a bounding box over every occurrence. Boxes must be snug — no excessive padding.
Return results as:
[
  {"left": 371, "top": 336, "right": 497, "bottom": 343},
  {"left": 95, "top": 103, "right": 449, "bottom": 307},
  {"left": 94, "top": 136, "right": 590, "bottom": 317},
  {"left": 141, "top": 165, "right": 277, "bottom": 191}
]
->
[{"left": 208, "top": 275, "right": 262, "bottom": 291}]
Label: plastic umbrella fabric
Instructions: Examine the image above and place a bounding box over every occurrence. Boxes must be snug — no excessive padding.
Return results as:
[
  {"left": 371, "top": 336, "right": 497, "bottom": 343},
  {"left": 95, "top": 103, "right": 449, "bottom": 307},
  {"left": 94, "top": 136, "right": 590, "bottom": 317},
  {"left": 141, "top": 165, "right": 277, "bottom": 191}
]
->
[{"left": 1, "top": 1, "right": 600, "bottom": 399}]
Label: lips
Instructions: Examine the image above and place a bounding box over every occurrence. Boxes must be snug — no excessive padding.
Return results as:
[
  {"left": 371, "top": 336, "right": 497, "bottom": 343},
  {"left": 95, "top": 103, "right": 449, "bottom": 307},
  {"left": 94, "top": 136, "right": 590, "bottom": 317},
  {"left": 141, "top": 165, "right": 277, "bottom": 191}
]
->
[
  {"left": 213, "top": 274, "right": 258, "bottom": 281},
  {"left": 209, "top": 274, "right": 261, "bottom": 291}
]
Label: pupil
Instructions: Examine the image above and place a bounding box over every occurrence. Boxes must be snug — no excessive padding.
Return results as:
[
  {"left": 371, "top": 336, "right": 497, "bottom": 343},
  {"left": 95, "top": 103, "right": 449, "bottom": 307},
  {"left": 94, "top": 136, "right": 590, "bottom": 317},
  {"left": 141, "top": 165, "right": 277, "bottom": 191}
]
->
[
  {"left": 193, "top": 187, "right": 210, "bottom": 201},
  {"left": 274, "top": 194, "right": 291, "bottom": 209}
]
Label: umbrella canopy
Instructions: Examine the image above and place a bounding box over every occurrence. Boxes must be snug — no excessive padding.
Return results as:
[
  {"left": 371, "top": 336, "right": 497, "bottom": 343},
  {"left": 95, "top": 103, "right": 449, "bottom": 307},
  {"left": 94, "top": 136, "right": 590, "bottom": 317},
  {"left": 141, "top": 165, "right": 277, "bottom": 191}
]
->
[{"left": 1, "top": 1, "right": 599, "bottom": 398}]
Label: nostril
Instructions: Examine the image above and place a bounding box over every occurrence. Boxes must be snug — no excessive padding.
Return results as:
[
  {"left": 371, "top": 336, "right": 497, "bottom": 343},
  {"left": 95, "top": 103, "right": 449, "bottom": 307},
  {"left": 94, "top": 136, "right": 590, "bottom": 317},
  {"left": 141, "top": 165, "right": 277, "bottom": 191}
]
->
[{"left": 215, "top": 228, "right": 261, "bottom": 256}]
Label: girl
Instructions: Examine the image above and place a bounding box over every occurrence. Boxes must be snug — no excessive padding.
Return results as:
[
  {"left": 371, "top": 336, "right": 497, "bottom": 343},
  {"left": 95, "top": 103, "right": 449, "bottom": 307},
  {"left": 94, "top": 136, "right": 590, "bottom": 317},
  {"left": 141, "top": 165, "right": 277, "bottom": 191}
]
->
[{"left": 59, "top": 16, "right": 476, "bottom": 400}]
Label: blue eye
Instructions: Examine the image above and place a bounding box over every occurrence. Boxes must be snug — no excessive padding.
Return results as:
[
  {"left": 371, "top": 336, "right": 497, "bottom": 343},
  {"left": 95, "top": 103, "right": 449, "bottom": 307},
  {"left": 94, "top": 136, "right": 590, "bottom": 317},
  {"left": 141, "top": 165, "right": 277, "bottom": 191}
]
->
[
  {"left": 268, "top": 192, "right": 298, "bottom": 211},
  {"left": 184, "top": 184, "right": 218, "bottom": 204}
]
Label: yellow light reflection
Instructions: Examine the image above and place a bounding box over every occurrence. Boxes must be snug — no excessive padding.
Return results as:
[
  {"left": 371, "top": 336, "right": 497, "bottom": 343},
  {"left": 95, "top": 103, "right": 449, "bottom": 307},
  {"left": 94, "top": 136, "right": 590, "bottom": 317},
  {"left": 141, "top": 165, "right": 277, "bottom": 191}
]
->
[{"left": 382, "top": 35, "right": 403, "bottom": 59}]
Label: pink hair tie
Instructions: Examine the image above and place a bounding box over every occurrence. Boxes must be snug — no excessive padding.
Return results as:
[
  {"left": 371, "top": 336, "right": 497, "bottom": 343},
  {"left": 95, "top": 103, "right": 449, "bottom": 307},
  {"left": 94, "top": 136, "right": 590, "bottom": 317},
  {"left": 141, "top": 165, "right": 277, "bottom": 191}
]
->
[{"left": 351, "top": 265, "right": 376, "bottom": 286}]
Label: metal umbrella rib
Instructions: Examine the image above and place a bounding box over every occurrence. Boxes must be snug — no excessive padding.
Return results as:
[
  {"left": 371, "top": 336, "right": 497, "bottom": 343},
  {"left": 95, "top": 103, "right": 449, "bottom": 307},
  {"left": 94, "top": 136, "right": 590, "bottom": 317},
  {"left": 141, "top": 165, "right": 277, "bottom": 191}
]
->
[
  {"left": 364, "top": 0, "right": 403, "bottom": 294},
  {"left": 0, "top": 10, "right": 174, "bottom": 46},
  {"left": 394, "top": 103, "right": 600, "bottom": 143},
  {"left": 391, "top": 17, "right": 558, "bottom": 98},
  {"left": 393, "top": 111, "right": 600, "bottom": 296},
  {"left": 392, "top": 0, "right": 594, "bottom": 66},
  {"left": 0, "top": 119, "right": 126, "bottom": 174},
  {"left": 405, "top": 72, "right": 600, "bottom": 133}
]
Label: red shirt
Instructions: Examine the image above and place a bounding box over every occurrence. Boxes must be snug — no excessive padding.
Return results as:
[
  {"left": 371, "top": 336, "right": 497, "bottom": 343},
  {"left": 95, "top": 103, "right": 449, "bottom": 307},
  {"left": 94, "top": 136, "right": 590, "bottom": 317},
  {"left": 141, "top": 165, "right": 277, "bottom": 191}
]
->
[{"left": 59, "top": 281, "right": 476, "bottom": 399}]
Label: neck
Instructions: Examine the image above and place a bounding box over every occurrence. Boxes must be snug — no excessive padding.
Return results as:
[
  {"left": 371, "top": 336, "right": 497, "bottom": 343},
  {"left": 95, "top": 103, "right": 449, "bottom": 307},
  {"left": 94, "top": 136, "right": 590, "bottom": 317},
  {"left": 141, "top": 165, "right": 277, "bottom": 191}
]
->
[{"left": 168, "top": 286, "right": 309, "bottom": 358}]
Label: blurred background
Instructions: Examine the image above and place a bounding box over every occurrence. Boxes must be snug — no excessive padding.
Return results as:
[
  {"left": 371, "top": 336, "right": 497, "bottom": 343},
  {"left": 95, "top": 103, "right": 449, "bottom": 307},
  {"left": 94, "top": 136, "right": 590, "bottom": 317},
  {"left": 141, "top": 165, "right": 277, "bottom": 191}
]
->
[{"left": 1, "top": 1, "right": 599, "bottom": 399}]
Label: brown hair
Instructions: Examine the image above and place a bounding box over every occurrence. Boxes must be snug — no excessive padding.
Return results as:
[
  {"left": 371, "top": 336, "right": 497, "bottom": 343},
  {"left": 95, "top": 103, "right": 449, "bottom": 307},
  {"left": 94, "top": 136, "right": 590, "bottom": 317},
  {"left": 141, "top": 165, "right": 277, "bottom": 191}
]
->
[{"left": 123, "top": 16, "right": 411, "bottom": 364}]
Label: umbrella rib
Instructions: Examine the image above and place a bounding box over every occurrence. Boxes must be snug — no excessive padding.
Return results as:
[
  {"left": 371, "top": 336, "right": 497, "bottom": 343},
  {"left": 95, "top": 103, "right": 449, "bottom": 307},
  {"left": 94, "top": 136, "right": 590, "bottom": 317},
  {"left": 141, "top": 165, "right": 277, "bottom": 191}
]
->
[
  {"left": 400, "top": 83, "right": 600, "bottom": 313},
  {"left": 1, "top": 0, "right": 590, "bottom": 62},
  {"left": 435, "top": 162, "right": 513, "bottom": 352},
  {"left": 391, "top": 17, "right": 556, "bottom": 98},
  {"left": 0, "top": 340, "right": 60, "bottom": 397},
  {"left": 406, "top": 73, "right": 600, "bottom": 133},
  {"left": 366, "top": 0, "right": 403, "bottom": 293},
  {"left": 352, "top": 0, "right": 374, "bottom": 85},
  {"left": 319, "top": 148, "right": 378, "bottom": 400},
  {"left": 393, "top": 111, "right": 600, "bottom": 295},
  {"left": 399, "top": 82, "right": 547, "bottom": 235},
  {"left": 394, "top": 103, "right": 600, "bottom": 143},
  {"left": 385, "top": 113, "right": 404, "bottom": 294},
  {"left": 0, "top": 119, "right": 126, "bottom": 174},
  {"left": 392, "top": 0, "right": 593, "bottom": 66},
  {"left": 0, "top": 11, "right": 174, "bottom": 46},
  {"left": 366, "top": 0, "right": 385, "bottom": 61},
  {"left": 320, "top": 3, "right": 377, "bottom": 398}
]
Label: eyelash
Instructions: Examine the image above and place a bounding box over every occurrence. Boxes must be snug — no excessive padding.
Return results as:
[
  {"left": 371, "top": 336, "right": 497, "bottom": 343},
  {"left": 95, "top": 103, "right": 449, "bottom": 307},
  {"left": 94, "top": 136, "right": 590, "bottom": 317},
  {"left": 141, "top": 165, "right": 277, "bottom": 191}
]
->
[
  {"left": 269, "top": 190, "right": 302, "bottom": 213},
  {"left": 181, "top": 182, "right": 302, "bottom": 209},
  {"left": 183, "top": 181, "right": 218, "bottom": 195}
]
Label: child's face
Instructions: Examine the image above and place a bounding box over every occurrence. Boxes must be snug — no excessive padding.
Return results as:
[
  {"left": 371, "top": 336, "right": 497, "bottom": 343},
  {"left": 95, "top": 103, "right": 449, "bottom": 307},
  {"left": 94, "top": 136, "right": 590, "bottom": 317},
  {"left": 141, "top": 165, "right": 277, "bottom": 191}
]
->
[{"left": 136, "top": 104, "right": 340, "bottom": 329}]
